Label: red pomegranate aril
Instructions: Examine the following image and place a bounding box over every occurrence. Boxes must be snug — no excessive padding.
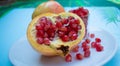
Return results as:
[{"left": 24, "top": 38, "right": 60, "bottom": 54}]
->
[
  {"left": 70, "top": 34, "right": 78, "bottom": 40},
  {"left": 61, "top": 35, "right": 69, "bottom": 42},
  {"left": 44, "top": 24, "right": 50, "bottom": 31},
  {"left": 96, "top": 44, "right": 103, "bottom": 52},
  {"left": 62, "top": 18, "right": 68, "bottom": 24},
  {"left": 58, "top": 31, "right": 64, "bottom": 37},
  {"left": 43, "top": 38, "right": 50, "bottom": 45},
  {"left": 82, "top": 41, "right": 87, "bottom": 48},
  {"left": 65, "top": 54, "right": 72, "bottom": 62},
  {"left": 36, "top": 24, "right": 43, "bottom": 30},
  {"left": 82, "top": 9, "right": 89, "bottom": 16},
  {"left": 38, "top": 17, "right": 47, "bottom": 27},
  {"left": 59, "top": 26, "right": 67, "bottom": 32},
  {"left": 56, "top": 21, "right": 62, "bottom": 28},
  {"left": 72, "top": 45, "right": 79, "bottom": 52},
  {"left": 90, "top": 33, "right": 95, "bottom": 38},
  {"left": 39, "top": 17, "right": 47, "bottom": 23},
  {"left": 76, "top": 53, "right": 83, "bottom": 60},
  {"left": 46, "top": 30, "right": 55, "bottom": 37},
  {"left": 74, "top": 19, "right": 80, "bottom": 24},
  {"left": 68, "top": 30, "right": 76, "bottom": 37},
  {"left": 44, "top": 32, "right": 48, "bottom": 38},
  {"left": 71, "top": 24, "right": 78, "bottom": 29},
  {"left": 36, "top": 30, "right": 44, "bottom": 37},
  {"left": 51, "top": 24, "right": 57, "bottom": 30},
  {"left": 85, "top": 38, "right": 90, "bottom": 44},
  {"left": 84, "top": 49, "right": 90, "bottom": 57},
  {"left": 37, "top": 37, "right": 43, "bottom": 44},
  {"left": 91, "top": 42, "right": 96, "bottom": 48},
  {"left": 83, "top": 45, "right": 90, "bottom": 51},
  {"left": 95, "top": 38, "right": 101, "bottom": 43},
  {"left": 68, "top": 16, "right": 74, "bottom": 20}
]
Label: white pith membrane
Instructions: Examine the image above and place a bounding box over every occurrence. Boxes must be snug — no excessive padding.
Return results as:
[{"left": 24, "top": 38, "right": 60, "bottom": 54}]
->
[{"left": 28, "top": 13, "right": 85, "bottom": 56}]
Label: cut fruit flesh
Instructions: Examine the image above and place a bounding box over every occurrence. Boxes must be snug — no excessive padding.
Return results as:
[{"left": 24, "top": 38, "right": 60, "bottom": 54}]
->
[{"left": 27, "top": 12, "right": 85, "bottom": 57}]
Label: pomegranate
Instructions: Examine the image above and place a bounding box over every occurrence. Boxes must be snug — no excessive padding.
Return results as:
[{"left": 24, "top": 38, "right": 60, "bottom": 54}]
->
[
  {"left": 65, "top": 54, "right": 72, "bottom": 62},
  {"left": 32, "top": 1, "right": 65, "bottom": 19},
  {"left": 95, "top": 38, "right": 101, "bottom": 43},
  {"left": 27, "top": 13, "right": 85, "bottom": 56},
  {"left": 76, "top": 53, "right": 83, "bottom": 60},
  {"left": 84, "top": 49, "right": 90, "bottom": 57}
]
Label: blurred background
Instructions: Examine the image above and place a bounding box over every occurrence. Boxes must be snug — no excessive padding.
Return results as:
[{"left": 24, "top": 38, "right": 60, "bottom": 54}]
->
[
  {"left": 0, "top": 0, "right": 120, "bottom": 18},
  {"left": 0, "top": 0, "right": 120, "bottom": 66}
]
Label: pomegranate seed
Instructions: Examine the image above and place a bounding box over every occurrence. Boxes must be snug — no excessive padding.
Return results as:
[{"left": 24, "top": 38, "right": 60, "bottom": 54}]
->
[
  {"left": 44, "top": 24, "right": 50, "bottom": 31},
  {"left": 76, "top": 53, "right": 83, "bottom": 60},
  {"left": 44, "top": 32, "right": 48, "bottom": 38},
  {"left": 72, "top": 45, "right": 79, "bottom": 52},
  {"left": 59, "top": 26, "right": 67, "bottom": 32},
  {"left": 61, "top": 35, "right": 69, "bottom": 42},
  {"left": 36, "top": 30, "right": 44, "bottom": 37},
  {"left": 36, "top": 24, "right": 43, "bottom": 30},
  {"left": 68, "top": 30, "right": 76, "bottom": 37},
  {"left": 62, "top": 18, "right": 68, "bottom": 24},
  {"left": 39, "top": 17, "right": 47, "bottom": 27},
  {"left": 58, "top": 31, "right": 64, "bottom": 37},
  {"left": 85, "top": 38, "right": 90, "bottom": 44},
  {"left": 56, "top": 21, "right": 62, "bottom": 28},
  {"left": 95, "top": 38, "right": 101, "bottom": 43},
  {"left": 46, "top": 30, "right": 55, "bottom": 37},
  {"left": 83, "top": 45, "right": 90, "bottom": 51},
  {"left": 84, "top": 49, "right": 90, "bottom": 57},
  {"left": 82, "top": 9, "right": 89, "bottom": 16},
  {"left": 66, "top": 26, "right": 71, "bottom": 32},
  {"left": 43, "top": 38, "right": 50, "bottom": 45},
  {"left": 91, "top": 42, "right": 96, "bottom": 48},
  {"left": 96, "top": 44, "right": 104, "bottom": 52},
  {"left": 37, "top": 37, "right": 43, "bottom": 44},
  {"left": 82, "top": 41, "right": 87, "bottom": 48},
  {"left": 71, "top": 24, "right": 78, "bottom": 29},
  {"left": 70, "top": 34, "right": 78, "bottom": 40},
  {"left": 51, "top": 24, "right": 57, "bottom": 30},
  {"left": 90, "top": 33, "right": 95, "bottom": 38},
  {"left": 74, "top": 19, "right": 80, "bottom": 24},
  {"left": 65, "top": 54, "right": 72, "bottom": 62},
  {"left": 68, "top": 16, "right": 74, "bottom": 20}
]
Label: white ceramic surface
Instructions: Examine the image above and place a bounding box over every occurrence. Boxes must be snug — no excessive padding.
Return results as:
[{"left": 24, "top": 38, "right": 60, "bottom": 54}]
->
[{"left": 9, "top": 29, "right": 117, "bottom": 66}]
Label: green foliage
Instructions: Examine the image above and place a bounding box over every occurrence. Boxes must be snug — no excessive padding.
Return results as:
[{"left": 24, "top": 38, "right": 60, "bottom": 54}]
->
[{"left": 102, "top": 7, "right": 120, "bottom": 25}]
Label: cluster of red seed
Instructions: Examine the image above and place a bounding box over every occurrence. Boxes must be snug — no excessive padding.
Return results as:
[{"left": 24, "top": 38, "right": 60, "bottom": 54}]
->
[
  {"left": 65, "top": 33, "right": 104, "bottom": 62},
  {"left": 35, "top": 17, "right": 56, "bottom": 45},
  {"left": 56, "top": 16, "right": 81, "bottom": 42},
  {"left": 35, "top": 16, "right": 81, "bottom": 45},
  {"left": 69, "top": 7, "right": 89, "bottom": 38},
  {"left": 69, "top": 7, "right": 89, "bottom": 24}
]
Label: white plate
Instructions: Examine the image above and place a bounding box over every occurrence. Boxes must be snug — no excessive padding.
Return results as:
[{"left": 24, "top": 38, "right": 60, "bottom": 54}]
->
[{"left": 9, "top": 29, "right": 117, "bottom": 66}]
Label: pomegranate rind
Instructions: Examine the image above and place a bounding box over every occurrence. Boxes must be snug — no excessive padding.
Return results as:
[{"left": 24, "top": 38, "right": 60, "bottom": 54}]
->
[
  {"left": 32, "top": 1, "right": 65, "bottom": 19},
  {"left": 27, "top": 12, "right": 85, "bottom": 56}
]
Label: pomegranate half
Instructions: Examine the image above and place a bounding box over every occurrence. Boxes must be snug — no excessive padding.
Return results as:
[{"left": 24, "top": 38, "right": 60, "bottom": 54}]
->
[{"left": 27, "top": 12, "right": 85, "bottom": 57}]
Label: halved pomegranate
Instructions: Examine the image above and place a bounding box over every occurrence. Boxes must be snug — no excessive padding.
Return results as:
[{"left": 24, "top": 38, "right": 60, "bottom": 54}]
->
[{"left": 27, "top": 12, "right": 85, "bottom": 56}]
